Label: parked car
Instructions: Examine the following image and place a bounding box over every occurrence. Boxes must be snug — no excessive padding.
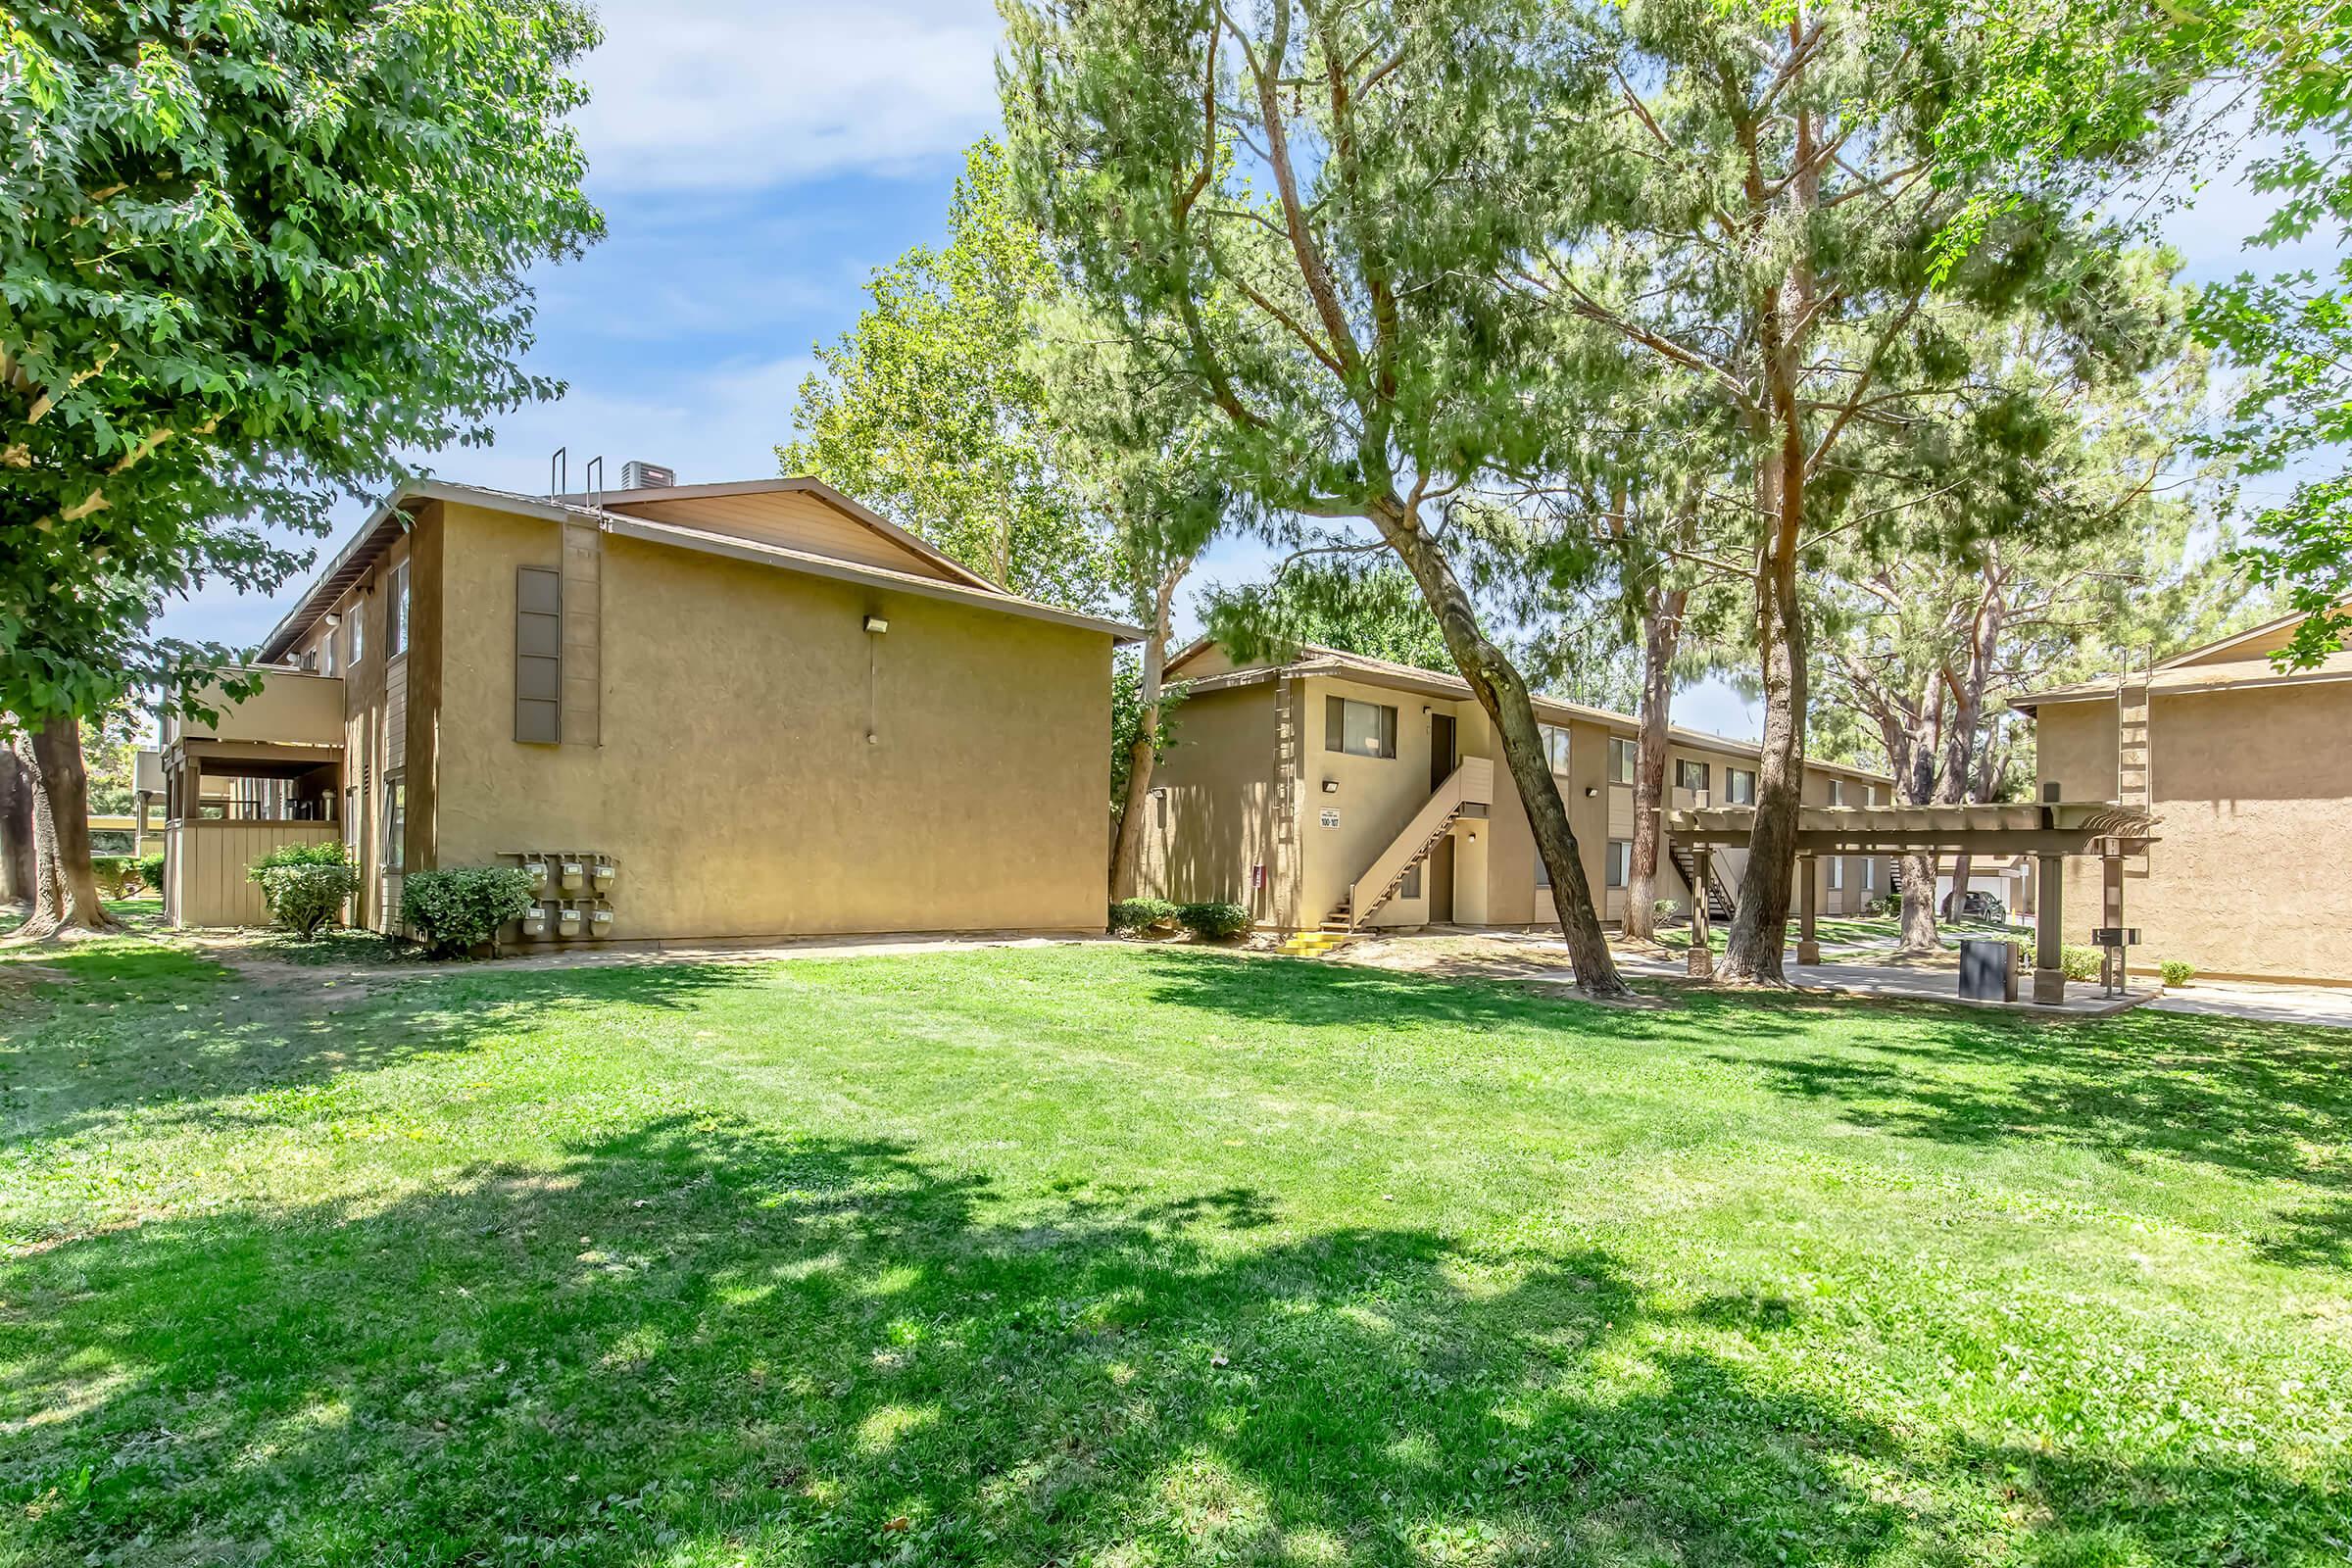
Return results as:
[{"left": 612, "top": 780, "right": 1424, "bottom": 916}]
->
[{"left": 1959, "top": 891, "right": 2007, "bottom": 921}]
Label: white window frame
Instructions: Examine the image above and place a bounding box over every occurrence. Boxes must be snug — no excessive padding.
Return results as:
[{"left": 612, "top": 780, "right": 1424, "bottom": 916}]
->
[
  {"left": 347, "top": 600, "right": 366, "bottom": 667},
  {"left": 1864, "top": 857, "right": 1878, "bottom": 892},
  {"left": 1325, "top": 696, "right": 1397, "bottom": 760},
  {"left": 1540, "top": 722, "right": 1572, "bottom": 775},
  {"left": 1727, "top": 767, "right": 1756, "bottom": 805},
  {"left": 1608, "top": 736, "right": 1636, "bottom": 786},
  {"left": 382, "top": 775, "right": 405, "bottom": 871},
  {"left": 1829, "top": 857, "right": 1845, "bottom": 891},
  {"left": 386, "top": 562, "right": 410, "bottom": 658},
  {"left": 1606, "top": 839, "right": 1632, "bottom": 889}
]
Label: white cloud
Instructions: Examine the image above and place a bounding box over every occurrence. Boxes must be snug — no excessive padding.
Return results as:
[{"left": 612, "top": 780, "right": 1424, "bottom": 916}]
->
[{"left": 574, "top": 0, "right": 1004, "bottom": 192}]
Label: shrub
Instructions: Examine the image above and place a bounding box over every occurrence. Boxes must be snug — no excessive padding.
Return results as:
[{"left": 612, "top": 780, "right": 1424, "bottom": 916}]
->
[
  {"left": 1109, "top": 897, "right": 1178, "bottom": 933},
  {"left": 90, "top": 855, "right": 140, "bottom": 898},
  {"left": 249, "top": 846, "right": 358, "bottom": 940},
  {"left": 134, "top": 851, "right": 166, "bottom": 892},
  {"left": 1176, "top": 900, "right": 1250, "bottom": 941},
  {"left": 2159, "top": 958, "right": 2196, "bottom": 988},
  {"left": 1652, "top": 899, "right": 1678, "bottom": 920},
  {"left": 2060, "top": 944, "right": 2102, "bottom": 982},
  {"left": 400, "top": 866, "right": 539, "bottom": 957}
]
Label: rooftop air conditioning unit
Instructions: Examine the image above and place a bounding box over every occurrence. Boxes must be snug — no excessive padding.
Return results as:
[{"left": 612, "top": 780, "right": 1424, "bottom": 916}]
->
[{"left": 620, "top": 461, "right": 675, "bottom": 491}]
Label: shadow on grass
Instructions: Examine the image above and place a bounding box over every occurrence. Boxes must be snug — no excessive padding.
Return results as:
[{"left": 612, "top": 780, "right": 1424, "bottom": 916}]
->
[{"left": 9, "top": 1113, "right": 2339, "bottom": 1565}]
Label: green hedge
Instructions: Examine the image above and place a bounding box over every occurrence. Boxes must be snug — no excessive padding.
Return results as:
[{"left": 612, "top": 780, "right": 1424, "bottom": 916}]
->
[
  {"left": 2159, "top": 959, "right": 2196, "bottom": 988},
  {"left": 249, "top": 845, "right": 358, "bottom": 940},
  {"left": 400, "top": 866, "right": 538, "bottom": 958},
  {"left": 1176, "top": 901, "right": 1250, "bottom": 941},
  {"left": 2060, "top": 944, "right": 2102, "bottom": 982},
  {"left": 135, "top": 851, "right": 166, "bottom": 892},
  {"left": 1109, "top": 897, "right": 1178, "bottom": 933}
]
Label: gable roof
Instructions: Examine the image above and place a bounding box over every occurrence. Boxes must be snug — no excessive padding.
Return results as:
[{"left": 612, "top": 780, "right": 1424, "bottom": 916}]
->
[
  {"left": 256, "top": 477, "right": 1140, "bottom": 661},
  {"left": 2011, "top": 602, "right": 2352, "bottom": 713},
  {"left": 560, "top": 477, "right": 1004, "bottom": 594},
  {"left": 1164, "top": 638, "right": 1891, "bottom": 782}
]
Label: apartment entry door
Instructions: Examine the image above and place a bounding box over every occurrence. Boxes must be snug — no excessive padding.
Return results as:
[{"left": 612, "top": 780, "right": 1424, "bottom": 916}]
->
[{"left": 1429, "top": 714, "right": 1457, "bottom": 923}]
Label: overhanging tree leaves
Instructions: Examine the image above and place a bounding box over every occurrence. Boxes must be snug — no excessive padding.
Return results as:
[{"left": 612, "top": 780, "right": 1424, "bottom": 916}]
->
[
  {"left": 1001, "top": 0, "right": 1629, "bottom": 995},
  {"left": 0, "top": 0, "right": 601, "bottom": 936}
]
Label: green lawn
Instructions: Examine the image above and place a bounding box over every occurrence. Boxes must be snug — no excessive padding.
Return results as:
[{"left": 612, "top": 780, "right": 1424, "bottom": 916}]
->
[{"left": 1, "top": 937, "right": 2346, "bottom": 1566}]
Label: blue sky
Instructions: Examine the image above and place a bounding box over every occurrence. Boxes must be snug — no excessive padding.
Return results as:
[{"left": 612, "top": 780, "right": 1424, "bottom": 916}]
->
[{"left": 156, "top": 1, "right": 2327, "bottom": 742}]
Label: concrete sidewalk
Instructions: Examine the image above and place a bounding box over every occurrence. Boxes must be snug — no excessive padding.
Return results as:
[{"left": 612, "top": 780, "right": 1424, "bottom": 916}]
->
[{"left": 2146, "top": 978, "right": 2352, "bottom": 1030}]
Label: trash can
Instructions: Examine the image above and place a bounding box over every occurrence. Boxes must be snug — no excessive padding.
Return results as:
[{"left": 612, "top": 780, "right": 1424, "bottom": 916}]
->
[{"left": 1959, "top": 939, "right": 2020, "bottom": 1002}]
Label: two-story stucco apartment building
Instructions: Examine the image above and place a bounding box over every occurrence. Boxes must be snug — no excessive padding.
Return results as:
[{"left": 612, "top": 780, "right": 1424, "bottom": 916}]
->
[
  {"left": 1138, "top": 639, "right": 1893, "bottom": 934},
  {"left": 158, "top": 475, "right": 1139, "bottom": 941},
  {"left": 2017, "top": 606, "right": 2352, "bottom": 984}
]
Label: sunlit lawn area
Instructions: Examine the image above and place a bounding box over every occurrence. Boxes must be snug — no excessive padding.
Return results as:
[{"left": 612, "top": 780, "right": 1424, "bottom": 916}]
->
[{"left": 1, "top": 935, "right": 2346, "bottom": 1566}]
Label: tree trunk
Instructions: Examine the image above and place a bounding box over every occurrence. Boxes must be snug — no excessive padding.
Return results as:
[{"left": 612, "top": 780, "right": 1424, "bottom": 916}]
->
[
  {"left": 13, "top": 714, "right": 119, "bottom": 941},
  {"left": 1108, "top": 564, "right": 1184, "bottom": 902},
  {"left": 0, "top": 744, "right": 33, "bottom": 908},
  {"left": 1720, "top": 552, "right": 1805, "bottom": 982},
  {"left": 1899, "top": 851, "right": 1939, "bottom": 947},
  {"left": 1374, "top": 492, "right": 1625, "bottom": 997},
  {"left": 1622, "top": 587, "right": 1686, "bottom": 942}
]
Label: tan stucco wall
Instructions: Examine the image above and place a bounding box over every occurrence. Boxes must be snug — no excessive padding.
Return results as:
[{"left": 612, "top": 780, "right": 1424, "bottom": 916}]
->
[
  {"left": 425, "top": 502, "right": 1112, "bottom": 940},
  {"left": 1136, "top": 683, "right": 1282, "bottom": 920},
  {"left": 2038, "top": 683, "right": 2352, "bottom": 982}
]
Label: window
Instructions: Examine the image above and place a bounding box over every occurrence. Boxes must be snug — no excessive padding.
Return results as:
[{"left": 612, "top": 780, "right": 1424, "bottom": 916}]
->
[
  {"left": 386, "top": 562, "right": 410, "bottom": 658},
  {"left": 347, "top": 599, "right": 365, "bottom": 666},
  {"left": 515, "top": 566, "right": 563, "bottom": 744},
  {"left": 1726, "top": 767, "right": 1756, "bottom": 805},
  {"left": 319, "top": 624, "right": 337, "bottom": 677},
  {"left": 1675, "top": 759, "right": 1710, "bottom": 794},
  {"left": 1541, "top": 722, "right": 1572, "bottom": 775},
  {"left": 1323, "top": 695, "right": 1396, "bottom": 759},
  {"left": 1609, "top": 736, "right": 1636, "bottom": 785},
  {"left": 1535, "top": 854, "right": 1551, "bottom": 890},
  {"left": 1829, "top": 857, "right": 1845, "bottom": 891},
  {"left": 1399, "top": 862, "right": 1422, "bottom": 900},
  {"left": 1606, "top": 839, "right": 1632, "bottom": 889},
  {"left": 382, "top": 775, "right": 406, "bottom": 871},
  {"left": 1827, "top": 778, "right": 1844, "bottom": 806},
  {"left": 1863, "top": 857, "right": 1878, "bottom": 892}
]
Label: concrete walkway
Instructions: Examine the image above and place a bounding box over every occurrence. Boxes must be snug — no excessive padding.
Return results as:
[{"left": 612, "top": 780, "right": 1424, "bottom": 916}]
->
[{"left": 2145, "top": 978, "right": 2352, "bottom": 1030}]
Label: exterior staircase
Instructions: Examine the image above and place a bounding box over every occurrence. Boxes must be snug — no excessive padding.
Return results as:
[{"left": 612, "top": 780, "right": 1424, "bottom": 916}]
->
[
  {"left": 1668, "top": 840, "right": 1737, "bottom": 921},
  {"left": 1315, "top": 758, "right": 1495, "bottom": 932}
]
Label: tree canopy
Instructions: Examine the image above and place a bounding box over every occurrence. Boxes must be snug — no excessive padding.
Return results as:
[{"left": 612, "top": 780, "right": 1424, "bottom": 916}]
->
[
  {"left": 781, "top": 139, "right": 1115, "bottom": 610},
  {"left": 0, "top": 0, "right": 602, "bottom": 722}
]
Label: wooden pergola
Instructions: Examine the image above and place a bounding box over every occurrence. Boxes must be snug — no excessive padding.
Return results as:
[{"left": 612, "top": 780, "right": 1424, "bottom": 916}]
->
[{"left": 1667, "top": 789, "right": 2158, "bottom": 1004}]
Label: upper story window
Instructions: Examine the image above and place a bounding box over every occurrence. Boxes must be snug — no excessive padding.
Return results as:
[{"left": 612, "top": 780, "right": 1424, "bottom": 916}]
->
[
  {"left": 1609, "top": 736, "right": 1636, "bottom": 785},
  {"left": 347, "top": 598, "right": 366, "bottom": 666},
  {"left": 318, "top": 624, "right": 337, "bottom": 677},
  {"left": 1827, "top": 778, "right": 1844, "bottom": 806},
  {"left": 1726, "top": 767, "right": 1756, "bottom": 805},
  {"left": 1540, "top": 722, "right": 1572, "bottom": 775},
  {"left": 1606, "top": 839, "right": 1632, "bottom": 889},
  {"left": 1324, "top": 696, "right": 1397, "bottom": 760},
  {"left": 386, "top": 562, "right": 411, "bottom": 658},
  {"left": 1675, "top": 759, "right": 1710, "bottom": 794}
]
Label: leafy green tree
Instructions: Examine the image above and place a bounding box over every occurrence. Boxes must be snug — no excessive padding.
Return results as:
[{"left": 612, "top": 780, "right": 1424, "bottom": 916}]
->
[
  {"left": 0, "top": 0, "right": 601, "bottom": 937},
  {"left": 1923, "top": 0, "right": 2352, "bottom": 666},
  {"left": 782, "top": 140, "right": 1115, "bottom": 610},
  {"left": 1003, "top": 0, "right": 1629, "bottom": 993},
  {"left": 1206, "top": 558, "right": 1452, "bottom": 674},
  {"left": 1525, "top": 0, "right": 2169, "bottom": 981}
]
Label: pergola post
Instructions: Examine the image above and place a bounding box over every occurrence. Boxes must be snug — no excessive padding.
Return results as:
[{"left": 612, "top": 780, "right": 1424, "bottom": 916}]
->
[
  {"left": 1796, "top": 853, "right": 1821, "bottom": 965},
  {"left": 2101, "top": 848, "right": 2126, "bottom": 991},
  {"left": 2033, "top": 852, "right": 2066, "bottom": 1004},
  {"left": 1688, "top": 845, "right": 1714, "bottom": 979}
]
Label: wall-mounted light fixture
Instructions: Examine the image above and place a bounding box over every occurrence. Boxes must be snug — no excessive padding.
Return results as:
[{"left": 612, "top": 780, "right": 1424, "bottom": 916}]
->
[
  {"left": 1585, "top": 786, "right": 1598, "bottom": 798},
  {"left": 1466, "top": 830, "right": 1479, "bottom": 844},
  {"left": 1321, "top": 779, "right": 1339, "bottom": 794},
  {"left": 863, "top": 614, "right": 889, "bottom": 634}
]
